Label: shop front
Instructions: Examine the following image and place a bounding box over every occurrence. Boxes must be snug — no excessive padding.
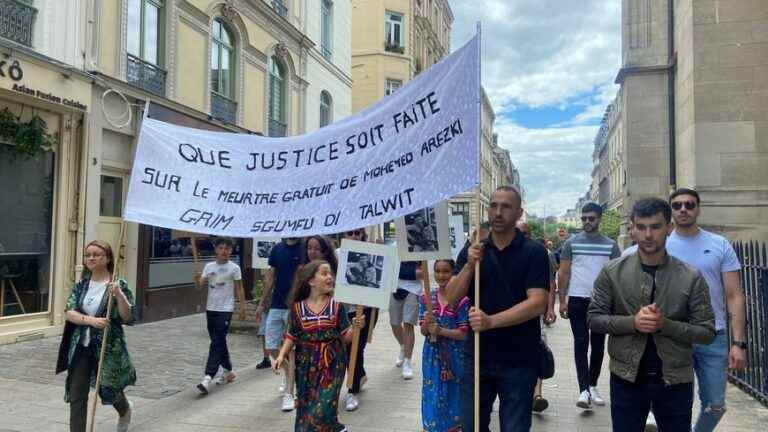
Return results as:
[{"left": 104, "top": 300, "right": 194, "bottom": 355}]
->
[{"left": 0, "top": 51, "right": 91, "bottom": 344}]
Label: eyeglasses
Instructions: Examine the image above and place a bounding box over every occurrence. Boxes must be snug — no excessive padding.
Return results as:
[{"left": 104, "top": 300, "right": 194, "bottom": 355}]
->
[
  {"left": 84, "top": 253, "right": 105, "bottom": 259},
  {"left": 581, "top": 216, "right": 597, "bottom": 222},
  {"left": 671, "top": 201, "right": 697, "bottom": 211}
]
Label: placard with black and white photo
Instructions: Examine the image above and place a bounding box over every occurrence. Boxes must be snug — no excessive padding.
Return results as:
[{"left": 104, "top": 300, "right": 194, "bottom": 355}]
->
[
  {"left": 449, "top": 214, "right": 467, "bottom": 260},
  {"left": 252, "top": 237, "right": 279, "bottom": 269},
  {"left": 335, "top": 239, "right": 399, "bottom": 310},
  {"left": 394, "top": 201, "right": 451, "bottom": 261}
]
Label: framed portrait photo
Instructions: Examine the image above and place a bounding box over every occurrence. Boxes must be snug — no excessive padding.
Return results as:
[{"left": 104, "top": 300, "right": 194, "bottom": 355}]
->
[
  {"left": 252, "top": 237, "right": 279, "bottom": 269},
  {"left": 394, "top": 201, "right": 451, "bottom": 261},
  {"left": 334, "top": 239, "right": 399, "bottom": 310},
  {"left": 448, "top": 215, "right": 467, "bottom": 260}
]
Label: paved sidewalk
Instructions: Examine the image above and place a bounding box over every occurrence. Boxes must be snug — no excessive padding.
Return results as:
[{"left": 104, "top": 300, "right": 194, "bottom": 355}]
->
[{"left": 0, "top": 311, "right": 766, "bottom": 431}]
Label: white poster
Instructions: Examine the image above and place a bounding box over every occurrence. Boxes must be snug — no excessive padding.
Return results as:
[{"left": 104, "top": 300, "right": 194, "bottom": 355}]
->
[
  {"left": 394, "top": 201, "right": 452, "bottom": 261},
  {"left": 252, "top": 237, "right": 279, "bottom": 269},
  {"left": 449, "top": 215, "right": 467, "bottom": 260},
  {"left": 334, "top": 240, "right": 399, "bottom": 310},
  {"left": 123, "top": 36, "right": 480, "bottom": 238}
]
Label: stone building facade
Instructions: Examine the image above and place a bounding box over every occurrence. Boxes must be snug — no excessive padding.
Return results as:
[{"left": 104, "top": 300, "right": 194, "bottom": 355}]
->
[{"left": 593, "top": 0, "right": 768, "bottom": 243}]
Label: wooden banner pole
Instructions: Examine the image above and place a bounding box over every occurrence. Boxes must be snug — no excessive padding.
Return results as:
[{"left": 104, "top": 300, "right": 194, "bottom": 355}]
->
[
  {"left": 87, "top": 278, "right": 115, "bottom": 432},
  {"left": 420, "top": 261, "right": 437, "bottom": 343},
  {"left": 474, "top": 20, "right": 483, "bottom": 432},
  {"left": 346, "top": 304, "right": 364, "bottom": 389}
]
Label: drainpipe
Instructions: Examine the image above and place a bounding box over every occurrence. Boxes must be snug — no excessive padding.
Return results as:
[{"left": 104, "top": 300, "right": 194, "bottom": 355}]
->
[{"left": 668, "top": 0, "right": 677, "bottom": 190}]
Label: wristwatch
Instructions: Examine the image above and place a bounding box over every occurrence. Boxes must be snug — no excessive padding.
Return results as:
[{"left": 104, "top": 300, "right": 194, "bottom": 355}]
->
[{"left": 732, "top": 340, "right": 748, "bottom": 350}]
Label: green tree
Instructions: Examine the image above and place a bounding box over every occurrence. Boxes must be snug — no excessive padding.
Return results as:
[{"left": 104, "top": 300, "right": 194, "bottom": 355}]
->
[
  {"left": 527, "top": 219, "right": 544, "bottom": 240},
  {"left": 600, "top": 209, "right": 621, "bottom": 241}
]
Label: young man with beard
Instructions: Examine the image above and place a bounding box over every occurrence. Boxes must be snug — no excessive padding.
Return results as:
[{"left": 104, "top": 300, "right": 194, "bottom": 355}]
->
[
  {"left": 447, "top": 186, "right": 550, "bottom": 432},
  {"left": 666, "top": 188, "right": 746, "bottom": 432},
  {"left": 588, "top": 198, "right": 715, "bottom": 431},
  {"left": 558, "top": 202, "right": 620, "bottom": 409}
]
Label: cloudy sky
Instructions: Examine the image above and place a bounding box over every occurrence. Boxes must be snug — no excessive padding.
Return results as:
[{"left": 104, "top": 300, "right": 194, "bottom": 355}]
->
[{"left": 451, "top": 0, "right": 621, "bottom": 216}]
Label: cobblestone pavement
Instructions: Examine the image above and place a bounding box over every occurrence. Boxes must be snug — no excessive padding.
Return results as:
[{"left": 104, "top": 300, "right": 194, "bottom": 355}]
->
[{"left": 0, "top": 311, "right": 766, "bottom": 431}]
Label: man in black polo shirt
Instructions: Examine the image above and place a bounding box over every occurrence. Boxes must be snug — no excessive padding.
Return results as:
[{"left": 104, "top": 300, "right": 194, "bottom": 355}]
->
[{"left": 447, "top": 186, "right": 551, "bottom": 432}]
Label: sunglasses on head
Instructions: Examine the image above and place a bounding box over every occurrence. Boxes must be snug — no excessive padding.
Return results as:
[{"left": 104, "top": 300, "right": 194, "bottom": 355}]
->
[
  {"left": 581, "top": 216, "right": 597, "bottom": 222},
  {"left": 346, "top": 230, "right": 363, "bottom": 236},
  {"left": 671, "top": 201, "right": 697, "bottom": 211}
]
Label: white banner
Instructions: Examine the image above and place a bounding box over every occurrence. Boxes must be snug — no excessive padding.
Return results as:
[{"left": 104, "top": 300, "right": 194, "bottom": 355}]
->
[{"left": 124, "top": 36, "right": 480, "bottom": 238}]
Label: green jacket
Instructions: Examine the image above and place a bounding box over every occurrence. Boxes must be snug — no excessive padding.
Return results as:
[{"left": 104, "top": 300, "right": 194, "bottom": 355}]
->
[{"left": 587, "top": 253, "right": 715, "bottom": 385}]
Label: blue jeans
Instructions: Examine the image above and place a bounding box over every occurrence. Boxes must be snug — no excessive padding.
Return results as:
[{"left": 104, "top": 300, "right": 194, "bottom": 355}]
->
[
  {"left": 611, "top": 373, "right": 693, "bottom": 431},
  {"left": 460, "top": 360, "right": 538, "bottom": 432},
  {"left": 693, "top": 330, "right": 729, "bottom": 432}
]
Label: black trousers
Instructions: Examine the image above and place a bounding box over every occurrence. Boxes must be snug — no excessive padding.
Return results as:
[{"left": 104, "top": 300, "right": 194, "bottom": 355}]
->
[
  {"left": 610, "top": 373, "right": 693, "bottom": 431},
  {"left": 205, "top": 311, "right": 233, "bottom": 377},
  {"left": 568, "top": 296, "right": 606, "bottom": 392},
  {"left": 346, "top": 307, "right": 375, "bottom": 394},
  {"left": 69, "top": 345, "right": 129, "bottom": 432}
]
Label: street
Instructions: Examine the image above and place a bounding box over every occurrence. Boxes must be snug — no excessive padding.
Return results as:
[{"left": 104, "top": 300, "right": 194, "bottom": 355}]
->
[{"left": 1, "top": 311, "right": 766, "bottom": 431}]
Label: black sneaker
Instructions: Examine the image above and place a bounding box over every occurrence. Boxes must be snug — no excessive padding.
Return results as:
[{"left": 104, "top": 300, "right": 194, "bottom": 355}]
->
[{"left": 256, "top": 357, "right": 271, "bottom": 369}]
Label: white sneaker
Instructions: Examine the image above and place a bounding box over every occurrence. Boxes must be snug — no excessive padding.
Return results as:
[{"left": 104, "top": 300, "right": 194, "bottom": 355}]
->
[
  {"left": 116, "top": 401, "right": 133, "bottom": 432},
  {"left": 395, "top": 347, "right": 405, "bottom": 367},
  {"left": 576, "top": 390, "right": 592, "bottom": 410},
  {"left": 645, "top": 411, "right": 658, "bottom": 432},
  {"left": 281, "top": 393, "right": 295, "bottom": 412},
  {"left": 402, "top": 359, "right": 414, "bottom": 380},
  {"left": 590, "top": 386, "right": 605, "bottom": 406},
  {"left": 278, "top": 374, "right": 287, "bottom": 393},
  {"left": 197, "top": 375, "right": 212, "bottom": 395},
  {"left": 215, "top": 369, "right": 237, "bottom": 385},
  {"left": 344, "top": 393, "right": 360, "bottom": 411}
]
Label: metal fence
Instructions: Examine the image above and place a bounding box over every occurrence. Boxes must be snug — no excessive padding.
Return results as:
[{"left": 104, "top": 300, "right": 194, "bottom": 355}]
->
[{"left": 729, "top": 241, "right": 768, "bottom": 407}]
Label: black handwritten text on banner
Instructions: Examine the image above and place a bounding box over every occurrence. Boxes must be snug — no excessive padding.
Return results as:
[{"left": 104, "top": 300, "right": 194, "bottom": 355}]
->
[{"left": 123, "top": 36, "right": 480, "bottom": 238}]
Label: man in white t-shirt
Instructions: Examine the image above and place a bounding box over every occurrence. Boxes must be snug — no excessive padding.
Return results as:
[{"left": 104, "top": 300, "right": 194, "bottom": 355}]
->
[
  {"left": 390, "top": 260, "right": 422, "bottom": 380},
  {"left": 195, "top": 237, "right": 244, "bottom": 394},
  {"left": 667, "top": 188, "right": 746, "bottom": 432}
]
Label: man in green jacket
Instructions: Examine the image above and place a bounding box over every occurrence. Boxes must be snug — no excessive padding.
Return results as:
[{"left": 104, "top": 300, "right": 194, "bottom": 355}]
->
[{"left": 588, "top": 197, "right": 715, "bottom": 431}]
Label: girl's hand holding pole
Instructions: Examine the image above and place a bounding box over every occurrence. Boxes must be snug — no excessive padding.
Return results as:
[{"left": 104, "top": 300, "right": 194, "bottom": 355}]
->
[{"left": 273, "top": 355, "right": 284, "bottom": 372}]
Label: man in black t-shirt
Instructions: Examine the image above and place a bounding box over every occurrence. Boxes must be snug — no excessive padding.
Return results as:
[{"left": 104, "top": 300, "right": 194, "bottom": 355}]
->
[{"left": 447, "top": 186, "right": 550, "bottom": 432}]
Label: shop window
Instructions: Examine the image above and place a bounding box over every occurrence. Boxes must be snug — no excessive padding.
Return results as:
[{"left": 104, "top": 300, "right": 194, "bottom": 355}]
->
[
  {"left": 0, "top": 144, "right": 54, "bottom": 317},
  {"left": 451, "top": 202, "right": 470, "bottom": 234},
  {"left": 100, "top": 175, "right": 123, "bottom": 217}
]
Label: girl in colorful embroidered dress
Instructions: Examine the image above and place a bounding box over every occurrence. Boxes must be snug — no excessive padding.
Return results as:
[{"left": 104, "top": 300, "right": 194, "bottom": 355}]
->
[
  {"left": 274, "top": 260, "right": 364, "bottom": 432},
  {"left": 419, "top": 259, "right": 469, "bottom": 432}
]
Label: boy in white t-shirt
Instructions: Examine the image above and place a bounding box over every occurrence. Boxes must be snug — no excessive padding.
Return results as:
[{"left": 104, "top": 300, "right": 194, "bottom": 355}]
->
[{"left": 196, "top": 237, "right": 245, "bottom": 394}]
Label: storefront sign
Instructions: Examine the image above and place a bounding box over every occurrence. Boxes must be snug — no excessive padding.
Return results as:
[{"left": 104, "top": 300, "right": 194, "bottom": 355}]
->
[
  {"left": 124, "top": 35, "right": 480, "bottom": 238},
  {"left": 0, "top": 57, "right": 89, "bottom": 111}
]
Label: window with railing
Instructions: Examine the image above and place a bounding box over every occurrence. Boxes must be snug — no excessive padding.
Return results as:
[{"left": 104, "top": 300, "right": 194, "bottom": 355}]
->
[
  {"left": 385, "top": 11, "right": 403, "bottom": 53},
  {"left": 268, "top": 57, "right": 287, "bottom": 137},
  {"left": 321, "top": 0, "right": 332, "bottom": 61},
  {"left": 126, "top": 0, "right": 166, "bottom": 95},
  {"left": 272, "top": 0, "right": 287, "bottom": 18},
  {"left": 210, "top": 18, "right": 237, "bottom": 124},
  {"left": 0, "top": 0, "right": 37, "bottom": 47},
  {"left": 385, "top": 78, "right": 402, "bottom": 97}
]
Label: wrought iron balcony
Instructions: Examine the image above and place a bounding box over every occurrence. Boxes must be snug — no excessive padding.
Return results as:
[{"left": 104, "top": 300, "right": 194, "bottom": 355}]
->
[
  {"left": 268, "top": 118, "right": 286, "bottom": 137},
  {"left": 126, "top": 54, "right": 167, "bottom": 96},
  {"left": 384, "top": 42, "right": 405, "bottom": 54},
  {"left": 211, "top": 92, "right": 237, "bottom": 124},
  {"left": 0, "top": 0, "right": 37, "bottom": 47},
  {"left": 271, "top": 0, "right": 287, "bottom": 18}
]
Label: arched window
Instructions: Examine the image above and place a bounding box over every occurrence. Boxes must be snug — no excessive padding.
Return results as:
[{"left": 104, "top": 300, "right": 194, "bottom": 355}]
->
[
  {"left": 268, "top": 57, "right": 287, "bottom": 137},
  {"left": 210, "top": 18, "right": 237, "bottom": 123},
  {"left": 320, "top": 91, "right": 332, "bottom": 128}
]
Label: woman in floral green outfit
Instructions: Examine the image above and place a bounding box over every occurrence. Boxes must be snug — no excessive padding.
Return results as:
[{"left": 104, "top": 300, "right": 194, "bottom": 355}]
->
[{"left": 57, "top": 240, "right": 137, "bottom": 432}]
